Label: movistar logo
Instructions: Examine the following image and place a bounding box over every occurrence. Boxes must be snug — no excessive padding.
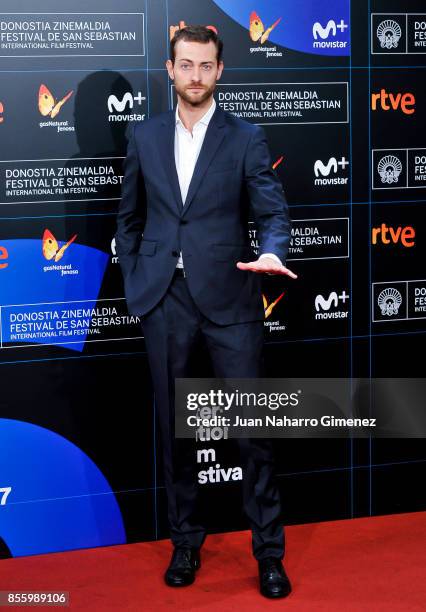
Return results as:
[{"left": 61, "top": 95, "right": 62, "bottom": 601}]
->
[
  {"left": 315, "top": 291, "right": 349, "bottom": 311},
  {"left": 312, "top": 19, "right": 348, "bottom": 48},
  {"left": 313, "top": 19, "right": 348, "bottom": 39},
  {"left": 315, "top": 158, "right": 338, "bottom": 177},
  {"left": 314, "top": 157, "right": 349, "bottom": 186},
  {"left": 108, "top": 92, "right": 145, "bottom": 113},
  {"left": 314, "top": 157, "right": 349, "bottom": 177},
  {"left": 107, "top": 92, "right": 146, "bottom": 122},
  {"left": 315, "top": 291, "right": 349, "bottom": 320}
]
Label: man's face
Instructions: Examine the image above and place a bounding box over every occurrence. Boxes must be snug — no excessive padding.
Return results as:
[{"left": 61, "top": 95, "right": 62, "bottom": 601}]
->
[{"left": 166, "top": 39, "right": 223, "bottom": 107}]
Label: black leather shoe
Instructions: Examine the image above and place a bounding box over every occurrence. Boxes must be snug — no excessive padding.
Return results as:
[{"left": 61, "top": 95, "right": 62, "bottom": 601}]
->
[
  {"left": 164, "top": 547, "right": 201, "bottom": 587},
  {"left": 258, "top": 557, "right": 292, "bottom": 598}
]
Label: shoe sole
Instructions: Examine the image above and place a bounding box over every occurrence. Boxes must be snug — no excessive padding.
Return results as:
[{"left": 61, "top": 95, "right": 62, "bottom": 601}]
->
[
  {"left": 164, "top": 577, "right": 195, "bottom": 587},
  {"left": 260, "top": 586, "right": 292, "bottom": 599}
]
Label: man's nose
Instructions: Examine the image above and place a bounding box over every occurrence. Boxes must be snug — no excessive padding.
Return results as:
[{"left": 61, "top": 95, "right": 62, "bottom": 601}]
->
[{"left": 191, "top": 67, "right": 202, "bottom": 81}]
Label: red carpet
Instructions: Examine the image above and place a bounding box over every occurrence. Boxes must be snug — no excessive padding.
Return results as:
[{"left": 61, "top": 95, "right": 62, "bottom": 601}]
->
[{"left": 1, "top": 512, "right": 425, "bottom": 611}]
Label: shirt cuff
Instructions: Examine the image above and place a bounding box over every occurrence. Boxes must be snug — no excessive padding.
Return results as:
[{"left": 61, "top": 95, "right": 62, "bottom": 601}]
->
[{"left": 259, "top": 252, "right": 282, "bottom": 266}]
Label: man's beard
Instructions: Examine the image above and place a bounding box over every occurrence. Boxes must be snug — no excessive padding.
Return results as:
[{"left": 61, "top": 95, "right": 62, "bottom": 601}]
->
[{"left": 175, "top": 82, "right": 216, "bottom": 107}]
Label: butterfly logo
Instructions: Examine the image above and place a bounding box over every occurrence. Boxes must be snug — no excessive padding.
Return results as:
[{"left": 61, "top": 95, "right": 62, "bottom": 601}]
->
[
  {"left": 262, "top": 292, "right": 285, "bottom": 318},
  {"left": 42, "top": 229, "right": 77, "bottom": 262},
  {"left": 249, "top": 11, "right": 282, "bottom": 44},
  {"left": 38, "top": 84, "right": 73, "bottom": 119}
]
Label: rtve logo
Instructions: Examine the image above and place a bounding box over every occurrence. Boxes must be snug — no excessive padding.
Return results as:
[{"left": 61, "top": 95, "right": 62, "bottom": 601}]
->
[
  {"left": 372, "top": 224, "right": 415, "bottom": 247},
  {"left": 371, "top": 89, "right": 416, "bottom": 114},
  {"left": 0, "top": 101, "right": 4, "bottom": 123},
  {"left": 0, "top": 245, "right": 9, "bottom": 269}
]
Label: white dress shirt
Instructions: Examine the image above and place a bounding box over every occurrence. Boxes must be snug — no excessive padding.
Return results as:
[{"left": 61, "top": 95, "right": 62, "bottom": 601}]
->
[{"left": 174, "top": 98, "right": 281, "bottom": 269}]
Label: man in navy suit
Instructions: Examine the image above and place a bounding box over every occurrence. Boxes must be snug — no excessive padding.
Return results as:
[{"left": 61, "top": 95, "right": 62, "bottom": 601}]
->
[{"left": 115, "top": 25, "right": 297, "bottom": 599}]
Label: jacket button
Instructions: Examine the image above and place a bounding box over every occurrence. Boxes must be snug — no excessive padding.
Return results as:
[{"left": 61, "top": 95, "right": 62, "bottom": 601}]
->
[
  {"left": 180, "top": 219, "right": 188, "bottom": 225},
  {"left": 172, "top": 250, "right": 179, "bottom": 257}
]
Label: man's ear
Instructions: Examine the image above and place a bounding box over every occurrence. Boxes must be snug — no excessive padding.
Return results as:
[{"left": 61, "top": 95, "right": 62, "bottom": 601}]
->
[
  {"left": 166, "top": 59, "right": 174, "bottom": 80},
  {"left": 217, "top": 61, "right": 224, "bottom": 80}
]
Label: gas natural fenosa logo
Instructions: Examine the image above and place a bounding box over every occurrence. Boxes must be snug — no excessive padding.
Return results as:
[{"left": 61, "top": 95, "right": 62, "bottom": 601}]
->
[
  {"left": 42, "top": 229, "right": 77, "bottom": 262},
  {"left": 38, "top": 84, "right": 73, "bottom": 118},
  {"left": 38, "top": 84, "right": 74, "bottom": 132},
  {"left": 263, "top": 292, "right": 285, "bottom": 318},
  {"left": 249, "top": 11, "right": 282, "bottom": 44},
  {"left": 249, "top": 11, "right": 283, "bottom": 58}
]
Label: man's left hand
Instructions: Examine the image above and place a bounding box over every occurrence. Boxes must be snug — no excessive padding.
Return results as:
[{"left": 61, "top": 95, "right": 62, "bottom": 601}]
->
[{"left": 236, "top": 257, "right": 298, "bottom": 279}]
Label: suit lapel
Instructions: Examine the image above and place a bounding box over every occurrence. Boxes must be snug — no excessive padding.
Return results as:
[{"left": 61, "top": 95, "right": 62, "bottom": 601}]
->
[
  {"left": 181, "top": 105, "right": 226, "bottom": 217},
  {"left": 160, "top": 111, "right": 184, "bottom": 213}
]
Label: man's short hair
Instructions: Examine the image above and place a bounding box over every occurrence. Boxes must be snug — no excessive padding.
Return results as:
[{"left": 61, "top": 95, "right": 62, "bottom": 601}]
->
[{"left": 170, "top": 25, "right": 223, "bottom": 65}]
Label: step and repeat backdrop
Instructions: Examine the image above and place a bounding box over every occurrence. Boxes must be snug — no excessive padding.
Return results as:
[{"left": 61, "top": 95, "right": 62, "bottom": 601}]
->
[{"left": 0, "top": 0, "right": 425, "bottom": 558}]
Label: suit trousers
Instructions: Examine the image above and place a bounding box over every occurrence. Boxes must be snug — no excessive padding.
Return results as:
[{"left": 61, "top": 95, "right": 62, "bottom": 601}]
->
[{"left": 140, "top": 271, "right": 285, "bottom": 560}]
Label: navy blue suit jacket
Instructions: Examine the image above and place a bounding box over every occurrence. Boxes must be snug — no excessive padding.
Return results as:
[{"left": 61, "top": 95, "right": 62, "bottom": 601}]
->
[{"left": 115, "top": 104, "right": 291, "bottom": 325}]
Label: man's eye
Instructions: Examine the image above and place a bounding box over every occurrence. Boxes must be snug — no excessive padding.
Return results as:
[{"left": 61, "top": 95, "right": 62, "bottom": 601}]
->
[
  {"left": 181, "top": 64, "right": 190, "bottom": 69},
  {"left": 202, "top": 65, "right": 212, "bottom": 70}
]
